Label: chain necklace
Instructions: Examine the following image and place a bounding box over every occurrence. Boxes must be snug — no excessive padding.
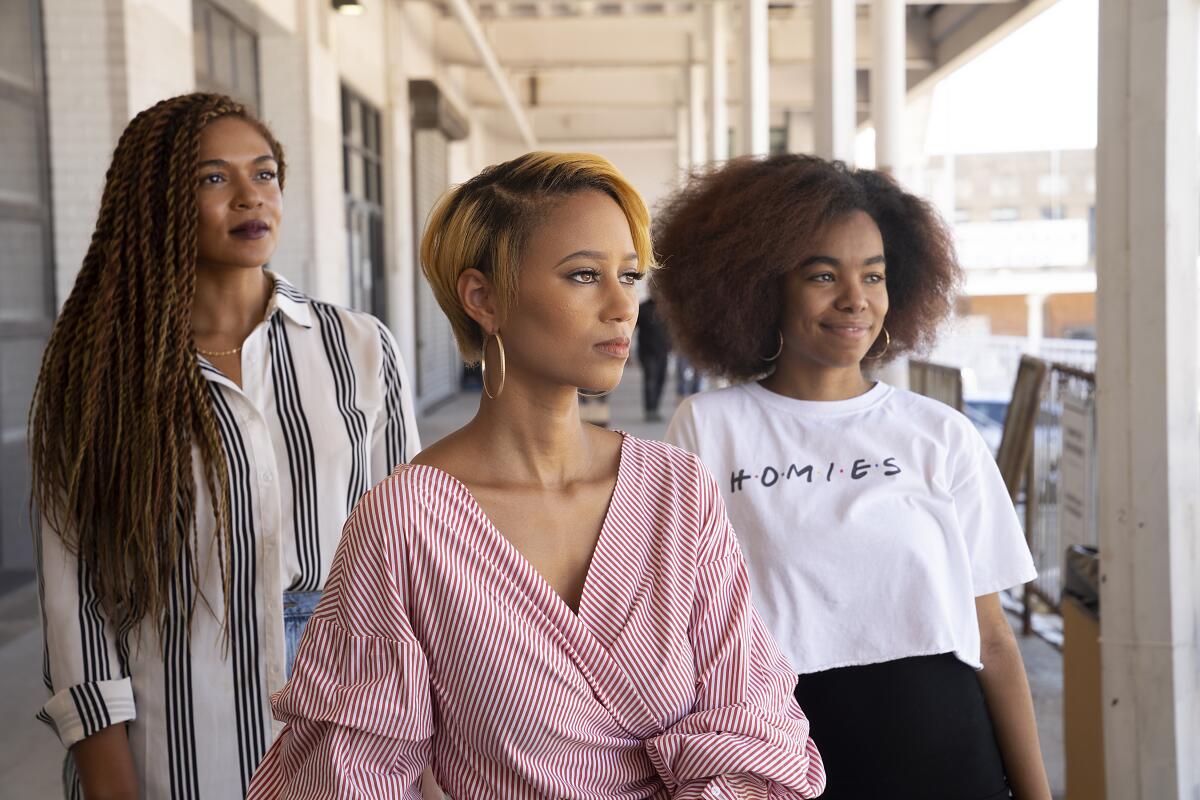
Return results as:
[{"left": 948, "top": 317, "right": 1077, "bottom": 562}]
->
[{"left": 195, "top": 343, "right": 243, "bottom": 358}]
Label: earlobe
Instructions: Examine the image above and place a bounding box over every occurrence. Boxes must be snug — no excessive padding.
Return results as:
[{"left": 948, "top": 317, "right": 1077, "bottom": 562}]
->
[{"left": 458, "top": 268, "right": 499, "bottom": 333}]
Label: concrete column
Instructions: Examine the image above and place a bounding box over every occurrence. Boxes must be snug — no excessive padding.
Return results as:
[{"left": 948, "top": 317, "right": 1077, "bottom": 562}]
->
[
  {"left": 675, "top": 105, "right": 690, "bottom": 176},
  {"left": 707, "top": 0, "right": 728, "bottom": 161},
  {"left": 812, "top": 0, "right": 856, "bottom": 163},
  {"left": 689, "top": 59, "right": 707, "bottom": 169},
  {"left": 1095, "top": 0, "right": 1200, "bottom": 796},
  {"left": 1025, "top": 292, "right": 1045, "bottom": 352},
  {"left": 870, "top": 0, "right": 904, "bottom": 173},
  {"left": 738, "top": 0, "right": 768, "bottom": 156}
]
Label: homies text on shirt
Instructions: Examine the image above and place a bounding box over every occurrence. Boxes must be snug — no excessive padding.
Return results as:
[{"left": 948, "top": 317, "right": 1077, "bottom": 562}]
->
[{"left": 730, "top": 457, "right": 902, "bottom": 493}]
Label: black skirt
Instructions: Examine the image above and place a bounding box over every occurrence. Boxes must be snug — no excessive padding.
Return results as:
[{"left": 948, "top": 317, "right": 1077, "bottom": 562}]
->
[{"left": 793, "top": 652, "right": 1011, "bottom": 800}]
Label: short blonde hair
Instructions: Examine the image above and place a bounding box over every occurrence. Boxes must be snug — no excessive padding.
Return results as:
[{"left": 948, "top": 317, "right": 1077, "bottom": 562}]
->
[{"left": 420, "top": 151, "right": 654, "bottom": 362}]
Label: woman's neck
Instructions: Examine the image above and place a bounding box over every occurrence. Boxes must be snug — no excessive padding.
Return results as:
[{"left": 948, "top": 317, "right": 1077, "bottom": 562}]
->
[
  {"left": 192, "top": 265, "right": 272, "bottom": 343},
  {"left": 759, "top": 359, "right": 874, "bottom": 402},
  {"left": 466, "top": 377, "right": 601, "bottom": 489}
]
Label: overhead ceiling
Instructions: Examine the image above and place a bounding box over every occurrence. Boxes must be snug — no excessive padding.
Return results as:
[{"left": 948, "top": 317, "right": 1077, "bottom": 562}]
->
[{"left": 433, "top": 0, "right": 1058, "bottom": 143}]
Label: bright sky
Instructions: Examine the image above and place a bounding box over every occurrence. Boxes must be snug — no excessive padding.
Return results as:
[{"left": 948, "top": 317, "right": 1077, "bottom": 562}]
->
[{"left": 924, "top": 0, "right": 1099, "bottom": 155}]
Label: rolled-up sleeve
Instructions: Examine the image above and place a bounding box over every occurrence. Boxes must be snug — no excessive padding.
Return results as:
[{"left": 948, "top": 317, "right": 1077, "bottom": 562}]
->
[
  {"left": 36, "top": 514, "right": 135, "bottom": 748},
  {"left": 645, "top": 468, "right": 826, "bottom": 799},
  {"left": 248, "top": 484, "right": 433, "bottom": 799}
]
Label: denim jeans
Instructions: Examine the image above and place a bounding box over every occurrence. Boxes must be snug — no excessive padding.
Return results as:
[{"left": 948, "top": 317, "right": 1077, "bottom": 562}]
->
[{"left": 283, "top": 591, "right": 322, "bottom": 679}]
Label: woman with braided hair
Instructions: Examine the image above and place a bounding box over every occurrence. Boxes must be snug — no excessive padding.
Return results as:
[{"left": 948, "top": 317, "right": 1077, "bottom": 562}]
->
[{"left": 30, "top": 92, "right": 419, "bottom": 798}]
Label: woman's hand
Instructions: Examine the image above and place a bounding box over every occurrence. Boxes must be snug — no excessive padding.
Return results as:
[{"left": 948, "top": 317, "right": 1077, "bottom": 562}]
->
[{"left": 71, "top": 723, "right": 139, "bottom": 800}]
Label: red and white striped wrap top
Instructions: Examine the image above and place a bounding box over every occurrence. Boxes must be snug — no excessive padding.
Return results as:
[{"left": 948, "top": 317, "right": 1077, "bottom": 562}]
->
[{"left": 247, "top": 435, "right": 826, "bottom": 798}]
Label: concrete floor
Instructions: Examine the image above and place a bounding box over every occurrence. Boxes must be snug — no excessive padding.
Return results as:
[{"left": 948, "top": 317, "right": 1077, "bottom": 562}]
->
[{"left": 0, "top": 363, "right": 1064, "bottom": 797}]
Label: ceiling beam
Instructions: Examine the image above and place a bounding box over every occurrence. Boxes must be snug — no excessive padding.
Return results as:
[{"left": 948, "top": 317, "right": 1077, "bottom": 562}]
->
[{"left": 446, "top": 0, "right": 538, "bottom": 146}]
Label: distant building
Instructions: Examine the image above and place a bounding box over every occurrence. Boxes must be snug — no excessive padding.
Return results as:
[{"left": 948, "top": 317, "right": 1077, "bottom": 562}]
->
[{"left": 929, "top": 149, "right": 1097, "bottom": 343}]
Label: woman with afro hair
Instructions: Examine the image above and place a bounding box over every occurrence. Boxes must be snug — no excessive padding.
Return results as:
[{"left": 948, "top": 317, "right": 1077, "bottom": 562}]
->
[{"left": 658, "top": 155, "right": 1051, "bottom": 800}]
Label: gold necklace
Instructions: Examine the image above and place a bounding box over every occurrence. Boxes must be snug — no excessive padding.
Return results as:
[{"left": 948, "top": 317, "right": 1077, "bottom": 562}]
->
[{"left": 195, "top": 343, "right": 243, "bottom": 357}]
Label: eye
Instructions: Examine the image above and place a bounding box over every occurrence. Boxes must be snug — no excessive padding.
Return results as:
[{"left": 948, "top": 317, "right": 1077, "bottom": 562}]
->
[
  {"left": 568, "top": 269, "right": 600, "bottom": 284},
  {"left": 199, "top": 173, "right": 225, "bottom": 186},
  {"left": 620, "top": 270, "right": 644, "bottom": 286},
  {"left": 256, "top": 169, "right": 278, "bottom": 182},
  {"left": 809, "top": 272, "right": 834, "bottom": 283},
  {"left": 865, "top": 272, "right": 886, "bottom": 284}
]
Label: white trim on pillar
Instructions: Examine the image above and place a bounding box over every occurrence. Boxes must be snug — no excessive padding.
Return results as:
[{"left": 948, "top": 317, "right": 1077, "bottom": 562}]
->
[
  {"left": 689, "top": 60, "right": 707, "bottom": 168},
  {"left": 813, "top": 0, "right": 856, "bottom": 163},
  {"left": 707, "top": 0, "right": 728, "bottom": 162},
  {"left": 1095, "top": 0, "right": 1200, "bottom": 796},
  {"left": 870, "top": 0, "right": 904, "bottom": 174},
  {"left": 739, "top": 0, "right": 768, "bottom": 156}
]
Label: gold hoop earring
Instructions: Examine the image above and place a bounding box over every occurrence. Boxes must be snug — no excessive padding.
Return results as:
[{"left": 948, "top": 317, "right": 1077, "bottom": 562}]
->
[
  {"left": 866, "top": 327, "right": 891, "bottom": 360},
  {"left": 481, "top": 332, "right": 506, "bottom": 399},
  {"left": 762, "top": 330, "right": 784, "bottom": 362},
  {"left": 578, "top": 388, "right": 613, "bottom": 398}
]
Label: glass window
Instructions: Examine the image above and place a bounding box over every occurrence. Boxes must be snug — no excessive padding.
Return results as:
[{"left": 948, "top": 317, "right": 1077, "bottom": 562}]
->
[
  {"left": 194, "top": 1, "right": 260, "bottom": 113},
  {"left": 341, "top": 86, "right": 386, "bottom": 316}
]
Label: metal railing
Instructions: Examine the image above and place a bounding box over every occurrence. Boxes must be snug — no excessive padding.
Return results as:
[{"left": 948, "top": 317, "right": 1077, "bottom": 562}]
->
[{"left": 928, "top": 335, "right": 1095, "bottom": 399}]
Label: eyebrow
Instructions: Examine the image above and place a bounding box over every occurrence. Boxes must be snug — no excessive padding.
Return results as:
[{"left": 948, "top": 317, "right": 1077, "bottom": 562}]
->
[
  {"left": 554, "top": 250, "right": 640, "bottom": 267},
  {"left": 197, "top": 155, "right": 278, "bottom": 169},
  {"left": 800, "top": 254, "right": 886, "bottom": 268}
]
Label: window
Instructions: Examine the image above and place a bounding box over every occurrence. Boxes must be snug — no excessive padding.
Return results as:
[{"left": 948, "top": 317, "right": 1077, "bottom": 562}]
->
[
  {"left": 342, "top": 86, "right": 386, "bottom": 317},
  {"left": 194, "top": 1, "right": 260, "bottom": 112},
  {"left": 989, "top": 176, "right": 1021, "bottom": 199},
  {"left": 1038, "top": 174, "right": 1069, "bottom": 196},
  {"left": 990, "top": 207, "right": 1021, "bottom": 222},
  {"left": 1041, "top": 205, "right": 1066, "bottom": 220},
  {"left": 769, "top": 126, "right": 788, "bottom": 156}
]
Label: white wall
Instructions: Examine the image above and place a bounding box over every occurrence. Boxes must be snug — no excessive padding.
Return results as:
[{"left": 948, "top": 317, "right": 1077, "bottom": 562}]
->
[{"left": 43, "top": 0, "right": 194, "bottom": 301}]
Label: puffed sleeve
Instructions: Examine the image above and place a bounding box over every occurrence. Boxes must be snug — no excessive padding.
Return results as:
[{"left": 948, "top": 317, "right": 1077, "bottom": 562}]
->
[
  {"left": 36, "top": 512, "right": 136, "bottom": 749},
  {"left": 644, "top": 465, "right": 826, "bottom": 799},
  {"left": 370, "top": 322, "right": 421, "bottom": 481},
  {"left": 248, "top": 480, "right": 433, "bottom": 799},
  {"left": 951, "top": 423, "right": 1037, "bottom": 596}
]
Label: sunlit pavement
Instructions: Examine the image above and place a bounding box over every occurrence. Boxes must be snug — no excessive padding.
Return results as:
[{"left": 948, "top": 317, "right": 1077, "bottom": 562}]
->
[{"left": 0, "top": 364, "right": 1062, "bottom": 797}]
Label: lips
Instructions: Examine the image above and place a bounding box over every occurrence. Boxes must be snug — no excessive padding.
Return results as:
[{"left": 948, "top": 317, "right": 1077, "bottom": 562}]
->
[
  {"left": 820, "top": 323, "right": 872, "bottom": 340},
  {"left": 230, "top": 220, "right": 270, "bottom": 239},
  {"left": 594, "top": 337, "right": 631, "bottom": 358}
]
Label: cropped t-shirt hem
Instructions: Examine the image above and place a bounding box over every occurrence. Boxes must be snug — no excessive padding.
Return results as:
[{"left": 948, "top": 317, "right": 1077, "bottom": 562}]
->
[{"left": 795, "top": 644, "right": 984, "bottom": 676}]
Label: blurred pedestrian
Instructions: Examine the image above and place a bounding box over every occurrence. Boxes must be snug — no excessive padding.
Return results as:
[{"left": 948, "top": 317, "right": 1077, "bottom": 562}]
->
[{"left": 636, "top": 294, "right": 671, "bottom": 421}]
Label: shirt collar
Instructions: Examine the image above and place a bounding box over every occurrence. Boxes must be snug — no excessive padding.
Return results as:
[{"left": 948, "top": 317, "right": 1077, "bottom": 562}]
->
[{"left": 265, "top": 270, "right": 313, "bottom": 329}]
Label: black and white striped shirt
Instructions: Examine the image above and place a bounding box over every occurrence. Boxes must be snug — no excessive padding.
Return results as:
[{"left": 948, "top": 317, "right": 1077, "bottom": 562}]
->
[{"left": 36, "top": 273, "right": 421, "bottom": 798}]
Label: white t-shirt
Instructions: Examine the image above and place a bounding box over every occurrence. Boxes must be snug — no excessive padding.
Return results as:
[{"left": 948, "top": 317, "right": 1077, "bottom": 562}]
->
[{"left": 666, "top": 381, "right": 1036, "bottom": 674}]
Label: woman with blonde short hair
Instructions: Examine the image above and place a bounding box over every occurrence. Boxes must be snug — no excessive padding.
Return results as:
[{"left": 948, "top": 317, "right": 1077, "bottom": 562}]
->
[{"left": 248, "top": 152, "right": 826, "bottom": 798}]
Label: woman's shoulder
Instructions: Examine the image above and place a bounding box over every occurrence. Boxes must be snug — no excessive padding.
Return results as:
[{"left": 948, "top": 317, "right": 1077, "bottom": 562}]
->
[
  {"left": 676, "top": 383, "right": 751, "bottom": 415},
  {"left": 307, "top": 297, "right": 391, "bottom": 344},
  {"left": 350, "top": 463, "right": 466, "bottom": 533},
  {"left": 884, "top": 386, "right": 992, "bottom": 460},
  {"left": 620, "top": 434, "right": 715, "bottom": 493}
]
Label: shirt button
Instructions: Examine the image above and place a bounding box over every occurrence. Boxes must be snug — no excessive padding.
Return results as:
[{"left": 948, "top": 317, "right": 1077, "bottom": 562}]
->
[{"left": 261, "top": 472, "right": 274, "bottom": 485}]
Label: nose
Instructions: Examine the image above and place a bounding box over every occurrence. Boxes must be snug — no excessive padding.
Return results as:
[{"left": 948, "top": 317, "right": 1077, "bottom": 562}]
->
[
  {"left": 602, "top": 273, "right": 638, "bottom": 325},
  {"left": 232, "top": 176, "right": 264, "bottom": 210},
  {"left": 836, "top": 279, "right": 868, "bottom": 313}
]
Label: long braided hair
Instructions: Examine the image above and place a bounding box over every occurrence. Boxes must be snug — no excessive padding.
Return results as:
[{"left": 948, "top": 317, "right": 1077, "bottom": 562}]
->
[{"left": 30, "top": 93, "right": 286, "bottom": 632}]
